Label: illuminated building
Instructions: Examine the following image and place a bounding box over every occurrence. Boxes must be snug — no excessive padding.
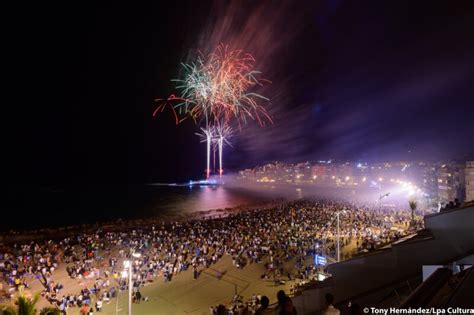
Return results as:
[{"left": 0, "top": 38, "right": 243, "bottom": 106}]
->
[
  {"left": 466, "top": 161, "right": 474, "bottom": 202},
  {"left": 420, "top": 163, "right": 439, "bottom": 199},
  {"left": 437, "top": 163, "right": 466, "bottom": 204},
  {"left": 311, "top": 164, "right": 327, "bottom": 182}
]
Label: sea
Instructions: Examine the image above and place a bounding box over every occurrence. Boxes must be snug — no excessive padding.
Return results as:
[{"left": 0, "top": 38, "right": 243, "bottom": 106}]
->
[
  {"left": 4, "top": 182, "right": 368, "bottom": 232},
  {"left": 3, "top": 183, "right": 275, "bottom": 232}
]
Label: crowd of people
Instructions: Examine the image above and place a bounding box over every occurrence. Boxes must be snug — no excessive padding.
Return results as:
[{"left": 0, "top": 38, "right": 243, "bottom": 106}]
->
[
  {"left": 439, "top": 198, "right": 463, "bottom": 212},
  {"left": 0, "top": 199, "right": 415, "bottom": 314}
]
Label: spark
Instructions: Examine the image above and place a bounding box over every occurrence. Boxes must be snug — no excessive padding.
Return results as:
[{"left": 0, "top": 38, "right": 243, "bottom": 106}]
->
[
  {"left": 172, "top": 44, "right": 272, "bottom": 128},
  {"left": 154, "top": 44, "right": 272, "bottom": 178}
]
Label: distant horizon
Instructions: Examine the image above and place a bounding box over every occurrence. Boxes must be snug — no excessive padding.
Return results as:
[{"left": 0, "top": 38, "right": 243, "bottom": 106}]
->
[{"left": 6, "top": 155, "right": 474, "bottom": 189}]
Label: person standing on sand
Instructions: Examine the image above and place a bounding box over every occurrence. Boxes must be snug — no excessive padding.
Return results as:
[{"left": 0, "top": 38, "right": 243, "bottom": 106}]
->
[
  {"left": 80, "top": 304, "right": 88, "bottom": 315},
  {"left": 95, "top": 299, "right": 102, "bottom": 312}
]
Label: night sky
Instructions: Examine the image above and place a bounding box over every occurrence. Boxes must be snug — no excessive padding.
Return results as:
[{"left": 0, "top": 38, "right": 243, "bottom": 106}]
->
[{"left": 7, "top": 1, "right": 474, "bottom": 187}]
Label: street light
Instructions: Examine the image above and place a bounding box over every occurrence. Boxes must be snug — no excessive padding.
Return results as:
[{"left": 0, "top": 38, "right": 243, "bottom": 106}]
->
[
  {"left": 123, "top": 252, "right": 141, "bottom": 315},
  {"left": 314, "top": 241, "right": 321, "bottom": 256},
  {"left": 378, "top": 192, "right": 391, "bottom": 211},
  {"left": 321, "top": 210, "right": 346, "bottom": 262},
  {"left": 335, "top": 210, "right": 347, "bottom": 262}
]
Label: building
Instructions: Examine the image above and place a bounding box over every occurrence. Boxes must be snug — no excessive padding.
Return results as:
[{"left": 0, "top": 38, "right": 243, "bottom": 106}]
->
[
  {"left": 238, "top": 168, "right": 254, "bottom": 180},
  {"left": 352, "top": 163, "right": 368, "bottom": 185},
  {"left": 466, "top": 161, "right": 474, "bottom": 202},
  {"left": 437, "top": 163, "right": 466, "bottom": 204},
  {"left": 311, "top": 164, "right": 327, "bottom": 182},
  {"left": 420, "top": 163, "right": 438, "bottom": 199},
  {"left": 335, "top": 162, "right": 354, "bottom": 185}
]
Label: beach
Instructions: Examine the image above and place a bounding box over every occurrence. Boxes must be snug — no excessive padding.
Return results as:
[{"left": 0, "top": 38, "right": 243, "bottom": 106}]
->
[{"left": 1, "top": 199, "right": 414, "bottom": 314}]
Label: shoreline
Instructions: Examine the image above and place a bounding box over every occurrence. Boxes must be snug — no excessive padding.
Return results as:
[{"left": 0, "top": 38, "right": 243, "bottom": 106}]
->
[{"left": 0, "top": 198, "right": 285, "bottom": 245}]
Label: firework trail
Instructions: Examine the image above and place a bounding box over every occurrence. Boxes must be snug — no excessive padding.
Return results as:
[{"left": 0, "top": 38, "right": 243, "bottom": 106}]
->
[
  {"left": 152, "top": 94, "right": 189, "bottom": 125},
  {"left": 195, "top": 127, "right": 215, "bottom": 180},
  {"left": 214, "top": 123, "right": 233, "bottom": 177},
  {"left": 196, "top": 124, "right": 232, "bottom": 178},
  {"left": 154, "top": 44, "right": 272, "bottom": 179}
]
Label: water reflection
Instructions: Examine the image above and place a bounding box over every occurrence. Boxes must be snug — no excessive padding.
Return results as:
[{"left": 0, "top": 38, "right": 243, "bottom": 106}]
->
[{"left": 147, "top": 185, "right": 267, "bottom": 216}]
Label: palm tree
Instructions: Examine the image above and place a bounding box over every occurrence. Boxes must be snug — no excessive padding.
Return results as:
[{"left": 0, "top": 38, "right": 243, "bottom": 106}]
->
[
  {"left": 409, "top": 200, "right": 417, "bottom": 227},
  {"left": 39, "top": 307, "right": 61, "bottom": 315},
  {"left": 16, "top": 292, "right": 39, "bottom": 315},
  {"left": 0, "top": 304, "right": 16, "bottom": 315}
]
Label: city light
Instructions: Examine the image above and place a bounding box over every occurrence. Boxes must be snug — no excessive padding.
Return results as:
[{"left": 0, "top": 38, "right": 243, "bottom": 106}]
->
[{"left": 235, "top": 160, "right": 464, "bottom": 210}]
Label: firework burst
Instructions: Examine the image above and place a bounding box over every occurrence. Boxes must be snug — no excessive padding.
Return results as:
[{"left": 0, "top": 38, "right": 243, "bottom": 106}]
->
[
  {"left": 172, "top": 44, "right": 272, "bottom": 128},
  {"left": 154, "top": 44, "right": 272, "bottom": 179}
]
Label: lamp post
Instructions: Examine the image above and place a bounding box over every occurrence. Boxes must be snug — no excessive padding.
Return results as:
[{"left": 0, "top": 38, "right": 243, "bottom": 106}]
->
[
  {"left": 321, "top": 209, "right": 347, "bottom": 262},
  {"left": 122, "top": 260, "right": 132, "bottom": 315},
  {"left": 123, "top": 252, "right": 141, "bottom": 315},
  {"left": 335, "top": 209, "right": 347, "bottom": 262},
  {"left": 378, "top": 192, "right": 391, "bottom": 211},
  {"left": 322, "top": 210, "right": 346, "bottom": 262},
  {"left": 336, "top": 211, "right": 340, "bottom": 262}
]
